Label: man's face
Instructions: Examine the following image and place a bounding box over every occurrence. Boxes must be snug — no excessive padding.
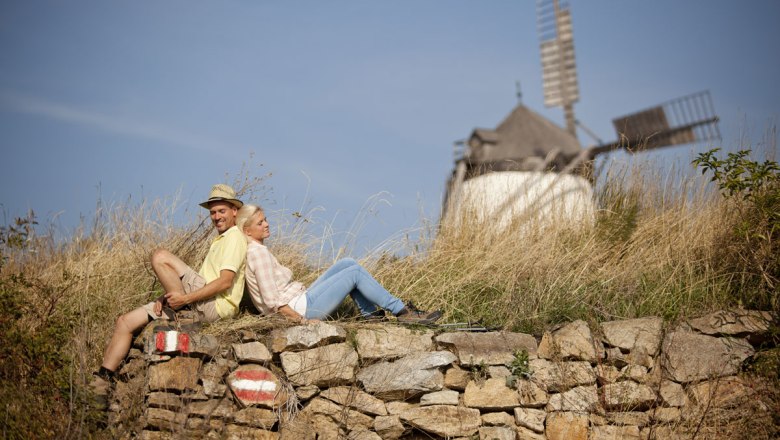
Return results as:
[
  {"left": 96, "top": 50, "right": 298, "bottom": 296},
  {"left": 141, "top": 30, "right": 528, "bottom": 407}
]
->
[{"left": 208, "top": 201, "right": 238, "bottom": 233}]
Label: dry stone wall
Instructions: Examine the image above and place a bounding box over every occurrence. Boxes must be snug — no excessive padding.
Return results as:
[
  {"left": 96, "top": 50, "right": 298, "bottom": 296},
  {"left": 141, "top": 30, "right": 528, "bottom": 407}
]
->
[{"left": 107, "top": 309, "right": 777, "bottom": 439}]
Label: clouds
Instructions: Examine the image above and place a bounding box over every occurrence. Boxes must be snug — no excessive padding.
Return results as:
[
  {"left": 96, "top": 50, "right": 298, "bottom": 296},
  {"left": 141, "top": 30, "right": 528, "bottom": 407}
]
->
[{"left": 0, "top": 90, "right": 243, "bottom": 156}]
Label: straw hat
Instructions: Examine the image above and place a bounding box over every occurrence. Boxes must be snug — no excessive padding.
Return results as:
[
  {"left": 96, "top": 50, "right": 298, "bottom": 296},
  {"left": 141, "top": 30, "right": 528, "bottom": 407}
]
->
[{"left": 199, "top": 184, "right": 243, "bottom": 209}]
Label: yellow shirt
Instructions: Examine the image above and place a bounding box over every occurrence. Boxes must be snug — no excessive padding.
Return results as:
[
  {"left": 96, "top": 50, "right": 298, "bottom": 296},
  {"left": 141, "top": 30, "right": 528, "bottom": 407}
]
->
[{"left": 199, "top": 225, "right": 247, "bottom": 318}]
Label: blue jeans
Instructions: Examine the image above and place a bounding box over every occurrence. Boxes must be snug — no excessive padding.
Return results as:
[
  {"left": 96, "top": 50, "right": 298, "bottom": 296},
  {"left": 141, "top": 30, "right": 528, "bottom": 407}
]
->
[{"left": 304, "top": 258, "right": 405, "bottom": 319}]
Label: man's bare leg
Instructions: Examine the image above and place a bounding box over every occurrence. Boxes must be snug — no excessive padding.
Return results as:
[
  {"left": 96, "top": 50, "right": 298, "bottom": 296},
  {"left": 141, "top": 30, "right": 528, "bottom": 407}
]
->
[
  {"left": 101, "top": 307, "right": 150, "bottom": 371},
  {"left": 150, "top": 249, "right": 191, "bottom": 293}
]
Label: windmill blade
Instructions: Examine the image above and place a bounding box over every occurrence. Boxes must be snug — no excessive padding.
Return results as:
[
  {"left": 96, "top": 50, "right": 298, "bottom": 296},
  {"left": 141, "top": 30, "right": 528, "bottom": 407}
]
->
[{"left": 590, "top": 91, "right": 721, "bottom": 157}]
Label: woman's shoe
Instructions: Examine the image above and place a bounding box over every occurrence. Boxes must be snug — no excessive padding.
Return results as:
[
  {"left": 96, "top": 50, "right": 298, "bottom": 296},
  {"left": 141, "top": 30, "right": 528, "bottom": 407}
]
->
[{"left": 396, "top": 302, "right": 443, "bottom": 325}]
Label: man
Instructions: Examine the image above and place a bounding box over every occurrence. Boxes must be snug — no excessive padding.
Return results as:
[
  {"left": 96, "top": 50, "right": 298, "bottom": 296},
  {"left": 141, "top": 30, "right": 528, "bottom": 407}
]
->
[{"left": 91, "top": 184, "right": 247, "bottom": 394}]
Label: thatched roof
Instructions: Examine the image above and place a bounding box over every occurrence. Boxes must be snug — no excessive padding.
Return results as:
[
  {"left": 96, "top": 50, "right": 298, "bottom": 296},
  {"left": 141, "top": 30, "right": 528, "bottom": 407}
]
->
[{"left": 467, "top": 104, "right": 581, "bottom": 166}]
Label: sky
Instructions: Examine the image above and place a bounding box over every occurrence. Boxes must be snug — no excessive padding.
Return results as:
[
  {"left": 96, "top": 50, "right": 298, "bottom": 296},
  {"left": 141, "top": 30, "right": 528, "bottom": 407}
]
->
[{"left": 1, "top": 1, "right": 779, "bottom": 255}]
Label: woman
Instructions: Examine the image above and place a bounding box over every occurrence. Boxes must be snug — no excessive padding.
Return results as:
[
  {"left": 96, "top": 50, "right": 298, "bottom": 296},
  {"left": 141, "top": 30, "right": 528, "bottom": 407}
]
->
[{"left": 237, "top": 204, "right": 442, "bottom": 325}]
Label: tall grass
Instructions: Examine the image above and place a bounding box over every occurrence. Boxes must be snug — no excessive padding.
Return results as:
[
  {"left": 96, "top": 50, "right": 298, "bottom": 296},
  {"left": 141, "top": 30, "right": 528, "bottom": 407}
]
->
[{"left": 0, "top": 153, "right": 775, "bottom": 437}]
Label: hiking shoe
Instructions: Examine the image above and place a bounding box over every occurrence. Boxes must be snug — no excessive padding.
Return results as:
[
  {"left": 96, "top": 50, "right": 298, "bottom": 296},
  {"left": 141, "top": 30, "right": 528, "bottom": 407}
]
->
[
  {"left": 360, "top": 308, "right": 388, "bottom": 322},
  {"left": 396, "top": 302, "right": 443, "bottom": 325}
]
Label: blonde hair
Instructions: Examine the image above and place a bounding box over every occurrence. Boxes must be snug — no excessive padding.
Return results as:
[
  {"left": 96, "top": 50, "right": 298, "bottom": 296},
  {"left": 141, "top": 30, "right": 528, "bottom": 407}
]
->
[{"left": 236, "top": 204, "right": 263, "bottom": 235}]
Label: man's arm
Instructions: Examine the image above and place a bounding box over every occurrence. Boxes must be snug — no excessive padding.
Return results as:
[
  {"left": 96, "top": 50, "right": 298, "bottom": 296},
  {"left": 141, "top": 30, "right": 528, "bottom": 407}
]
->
[{"left": 164, "top": 269, "right": 235, "bottom": 309}]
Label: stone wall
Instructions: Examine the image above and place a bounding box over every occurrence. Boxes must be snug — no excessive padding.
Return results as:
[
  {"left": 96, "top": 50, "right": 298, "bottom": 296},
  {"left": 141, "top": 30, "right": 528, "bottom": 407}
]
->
[{"left": 107, "top": 309, "right": 777, "bottom": 439}]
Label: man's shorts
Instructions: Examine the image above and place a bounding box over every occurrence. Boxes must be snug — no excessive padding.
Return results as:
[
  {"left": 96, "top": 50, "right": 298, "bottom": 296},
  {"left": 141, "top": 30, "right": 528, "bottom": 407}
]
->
[{"left": 142, "top": 267, "right": 221, "bottom": 323}]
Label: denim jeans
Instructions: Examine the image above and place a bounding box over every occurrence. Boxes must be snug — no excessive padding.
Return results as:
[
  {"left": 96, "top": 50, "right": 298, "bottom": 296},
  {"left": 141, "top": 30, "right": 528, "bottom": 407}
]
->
[{"left": 304, "top": 258, "right": 405, "bottom": 319}]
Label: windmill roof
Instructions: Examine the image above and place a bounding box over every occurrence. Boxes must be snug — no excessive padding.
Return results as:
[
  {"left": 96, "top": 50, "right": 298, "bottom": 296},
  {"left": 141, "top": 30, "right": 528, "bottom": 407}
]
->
[{"left": 470, "top": 104, "right": 581, "bottom": 163}]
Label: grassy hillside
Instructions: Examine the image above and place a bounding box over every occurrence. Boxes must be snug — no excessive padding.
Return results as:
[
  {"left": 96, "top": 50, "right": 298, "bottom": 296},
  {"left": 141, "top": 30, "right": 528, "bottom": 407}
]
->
[{"left": 0, "top": 150, "right": 777, "bottom": 438}]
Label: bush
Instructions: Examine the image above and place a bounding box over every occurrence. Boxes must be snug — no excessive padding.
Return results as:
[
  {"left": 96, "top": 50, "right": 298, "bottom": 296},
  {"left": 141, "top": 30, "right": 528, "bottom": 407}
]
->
[{"left": 693, "top": 148, "right": 780, "bottom": 311}]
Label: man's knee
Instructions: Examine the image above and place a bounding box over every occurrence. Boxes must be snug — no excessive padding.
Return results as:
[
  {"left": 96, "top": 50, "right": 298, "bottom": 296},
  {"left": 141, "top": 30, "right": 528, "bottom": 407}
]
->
[
  {"left": 150, "top": 248, "right": 173, "bottom": 268},
  {"left": 116, "top": 309, "right": 150, "bottom": 334}
]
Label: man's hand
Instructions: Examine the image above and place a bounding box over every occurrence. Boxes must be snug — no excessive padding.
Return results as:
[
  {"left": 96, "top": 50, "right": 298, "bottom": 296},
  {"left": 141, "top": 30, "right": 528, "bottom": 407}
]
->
[
  {"left": 164, "top": 291, "right": 189, "bottom": 310},
  {"left": 153, "top": 294, "right": 167, "bottom": 316}
]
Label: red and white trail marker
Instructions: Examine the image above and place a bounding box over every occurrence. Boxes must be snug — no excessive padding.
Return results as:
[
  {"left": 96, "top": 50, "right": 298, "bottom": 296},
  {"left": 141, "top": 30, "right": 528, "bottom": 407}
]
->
[
  {"left": 228, "top": 365, "right": 287, "bottom": 408},
  {"left": 154, "top": 329, "right": 190, "bottom": 354}
]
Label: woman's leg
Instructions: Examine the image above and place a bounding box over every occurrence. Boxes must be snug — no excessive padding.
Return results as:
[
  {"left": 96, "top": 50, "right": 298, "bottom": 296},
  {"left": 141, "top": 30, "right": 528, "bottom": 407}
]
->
[
  {"left": 305, "top": 264, "right": 405, "bottom": 319},
  {"left": 307, "top": 258, "right": 358, "bottom": 291}
]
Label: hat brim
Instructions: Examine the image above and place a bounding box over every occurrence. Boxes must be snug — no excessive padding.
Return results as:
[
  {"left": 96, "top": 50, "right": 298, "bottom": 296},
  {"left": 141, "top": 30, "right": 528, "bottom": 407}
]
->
[{"left": 199, "top": 198, "right": 243, "bottom": 209}]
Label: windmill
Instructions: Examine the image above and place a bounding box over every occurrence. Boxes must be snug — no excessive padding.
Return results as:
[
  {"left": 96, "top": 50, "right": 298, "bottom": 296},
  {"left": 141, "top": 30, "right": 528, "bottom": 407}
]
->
[{"left": 443, "top": 0, "right": 721, "bottom": 230}]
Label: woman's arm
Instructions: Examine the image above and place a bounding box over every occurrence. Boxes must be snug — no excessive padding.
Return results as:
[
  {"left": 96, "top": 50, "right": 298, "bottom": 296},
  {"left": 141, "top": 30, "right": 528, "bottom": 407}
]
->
[
  {"left": 277, "top": 305, "right": 320, "bottom": 324},
  {"left": 247, "top": 244, "right": 294, "bottom": 311}
]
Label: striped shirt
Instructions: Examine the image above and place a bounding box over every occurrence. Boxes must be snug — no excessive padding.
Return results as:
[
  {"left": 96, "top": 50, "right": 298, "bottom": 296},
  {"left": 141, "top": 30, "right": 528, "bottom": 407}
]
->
[{"left": 245, "top": 240, "right": 306, "bottom": 315}]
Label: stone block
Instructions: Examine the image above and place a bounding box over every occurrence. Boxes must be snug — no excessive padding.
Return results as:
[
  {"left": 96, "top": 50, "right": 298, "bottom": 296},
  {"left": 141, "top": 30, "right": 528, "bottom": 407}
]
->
[
  {"left": 270, "top": 321, "right": 346, "bottom": 352},
  {"left": 464, "top": 378, "right": 519, "bottom": 410},
  {"left": 605, "top": 411, "right": 649, "bottom": 427},
  {"left": 144, "top": 407, "right": 186, "bottom": 431},
  {"left": 602, "top": 381, "right": 656, "bottom": 411},
  {"left": 530, "top": 359, "right": 595, "bottom": 392},
  {"left": 513, "top": 407, "right": 545, "bottom": 433},
  {"left": 374, "top": 415, "right": 405, "bottom": 440},
  {"left": 233, "top": 341, "right": 273, "bottom": 363},
  {"left": 481, "top": 411, "right": 516, "bottom": 427},
  {"left": 478, "top": 426, "right": 515, "bottom": 440},
  {"left": 320, "top": 386, "right": 388, "bottom": 415},
  {"left": 147, "top": 392, "right": 182, "bottom": 411},
  {"left": 419, "top": 389, "right": 459, "bottom": 406},
  {"left": 225, "top": 424, "right": 279, "bottom": 440},
  {"left": 355, "top": 326, "right": 434, "bottom": 361},
  {"left": 227, "top": 364, "right": 288, "bottom": 409},
  {"left": 589, "top": 425, "right": 641, "bottom": 440},
  {"left": 546, "top": 384, "right": 600, "bottom": 413},
  {"left": 148, "top": 356, "right": 201, "bottom": 391},
  {"left": 537, "top": 320, "right": 601, "bottom": 362},
  {"left": 400, "top": 405, "right": 481, "bottom": 438},
  {"left": 659, "top": 380, "right": 686, "bottom": 407},
  {"left": 356, "top": 351, "right": 455, "bottom": 400},
  {"left": 601, "top": 317, "right": 663, "bottom": 356},
  {"left": 516, "top": 379, "right": 548, "bottom": 408},
  {"left": 234, "top": 407, "right": 278, "bottom": 429},
  {"left": 281, "top": 343, "right": 358, "bottom": 387},
  {"left": 436, "top": 331, "right": 537, "bottom": 366},
  {"left": 187, "top": 398, "right": 235, "bottom": 419},
  {"left": 661, "top": 330, "right": 754, "bottom": 383},
  {"left": 444, "top": 365, "right": 470, "bottom": 391},
  {"left": 545, "top": 412, "right": 588, "bottom": 440}
]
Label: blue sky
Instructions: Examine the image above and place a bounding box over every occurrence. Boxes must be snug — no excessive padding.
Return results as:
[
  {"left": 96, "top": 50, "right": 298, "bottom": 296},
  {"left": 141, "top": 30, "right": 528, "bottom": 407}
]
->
[{"left": 1, "top": 1, "right": 779, "bottom": 254}]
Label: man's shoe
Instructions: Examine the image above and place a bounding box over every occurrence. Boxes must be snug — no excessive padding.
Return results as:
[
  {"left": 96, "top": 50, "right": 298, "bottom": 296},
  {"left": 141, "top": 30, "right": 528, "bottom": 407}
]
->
[
  {"left": 396, "top": 302, "right": 443, "bottom": 325},
  {"left": 88, "top": 374, "right": 112, "bottom": 410},
  {"left": 360, "top": 308, "right": 387, "bottom": 322}
]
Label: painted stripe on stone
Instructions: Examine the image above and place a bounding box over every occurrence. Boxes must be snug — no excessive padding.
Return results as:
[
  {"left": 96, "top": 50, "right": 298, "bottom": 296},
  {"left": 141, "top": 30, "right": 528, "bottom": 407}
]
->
[
  {"left": 234, "top": 370, "right": 272, "bottom": 381},
  {"left": 231, "top": 379, "right": 277, "bottom": 392},
  {"left": 154, "top": 330, "right": 189, "bottom": 353},
  {"left": 234, "top": 389, "right": 277, "bottom": 402}
]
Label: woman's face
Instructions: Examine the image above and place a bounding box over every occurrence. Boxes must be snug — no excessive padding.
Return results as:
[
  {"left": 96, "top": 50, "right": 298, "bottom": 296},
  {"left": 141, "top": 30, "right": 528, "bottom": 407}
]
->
[{"left": 244, "top": 210, "right": 271, "bottom": 242}]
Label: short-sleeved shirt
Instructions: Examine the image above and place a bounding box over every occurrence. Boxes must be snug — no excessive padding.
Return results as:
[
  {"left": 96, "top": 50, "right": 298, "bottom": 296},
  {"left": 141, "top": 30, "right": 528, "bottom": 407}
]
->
[{"left": 200, "top": 225, "right": 247, "bottom": 318}]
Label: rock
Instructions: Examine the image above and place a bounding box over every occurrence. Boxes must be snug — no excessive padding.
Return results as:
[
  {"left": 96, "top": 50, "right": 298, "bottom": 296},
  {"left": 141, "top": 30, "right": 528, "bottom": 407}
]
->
[
  {"left": 589, "top": 425, "right": 641, "bottom": 440},
  {"left": 620, "top": 364, "right": 649, "bottom": 383},
  {"left": 546, "top": 384, "right": 600, "bottom": 412},
  {"left": 530, "top": 359, "right": 596, "bottom": 392},
  {"left": 355, "top": 326, "right": 434, "bottom": 361},
  {"left": 513, "top": 407, "right": 545, "bottom": 433},
  {"left": 687, "top": 376, "right": 755, "bottom": 409},
  {"left": 661, "top": 330, "right": 754, "bottom": 383},
  {"left": 436, "top": 331, "right": 538, "bottom": 367},
  {"left": 385, "top": 401, "right": 414, "bottom": 415},
  {"left": 203, "top": 379, "right": 227, "bottom": 398},
  {"left": 347, "top": 429, "right": 382, "bottom": 440},
  {"left": 464, "top": 378, "right": 520, "bottom": 410},
  {"left": 320, "top": 386, "right": 388, "bottom": 416},
  {"left": 234, "top": 407, "right": 278, "bottom": 429},
  {"left": 147, "top": 392, "right": 182, "bottom": 411},
  {"left": 148, "top": 356, "right": 201, "bottom": 391},
  {"left": 399, "top": 405, "right": 481, "bottom": 438},
  {"left": 374, "top": 415, "right": 405, "bottom": 440},
  {"left": 601, "top": 317, "right": 664, "bottom": 356},
  {"left": 138, "top": 431, "right": 176, "bottom": 440},
  {"left": 516, "top": 379, "right": 548, "bottom": 408},
  {"left": 481, "top": 411, "right": 516, "bottom": 427},
  {"left": 281, "top": 342, "right": 358, "bottom": 387},
  {"left": 479, "top": 426, "right": 516, "bottom": 440},
  {"left": 419, "top": 389, "right": 459, "bottom": 406},
  {"left": 270, "top": 321, "right": 346, "bottom": 352},
  {"left": 602, "top": 381, "right": 656, "bottom": 411},
  {"left": 228, "top": 364, "right": 288, "bottom": 409},
  {"left": 444, "top": 365, "right": 471, "bottom": 391},
  {"left": 294, "top": 385, "right": 319, "bottom": 401},
  {"left": 659, "top": 380, "right": 686, "bottom": 407},
  {"left": 488, "top": 366, "right": 511, "bottom": 378},
  {"left": 189, "top": 334, "right": 221, "bottom": 357},
  {"left": 537, "top": 320, "right": 600, "bottom": 362},
  {"left": 301, "top": 397, "right": 374, "bottom": 432},
  {"left": 604, "top": 347, "right": 628, "bottom": 368},
  {"left": 595, "top": 364, "right": 622, "bottom": 384},
  {"left": 357, "top": 351, "right": 456, "bottom": 400},
  {"left": 545, "top": 412, "right": 588, "bottom": 440},
  {"left": 187, "top": 399, "right": 235, "bottom": 418},
  {"left": 185, "top": 417, "right": 225, "bottom": 431},
  {"left": 687, "top": 309, "right": 773, "bottom": 337},
  {"left": 144, "top": 407, "right": 187, "bottom": 431},
  {"left": 201, "top": 358, "right": 231, "bottom": 396},
  {"left": 605, "top": 411, "right": 649, "bottom": 427},
  {"left": 225, "top": 424, "right": 279, "bottom": 440},
  {"left": 651, "top": 407, "right": 681, "bottom": 423},
  {"left": 516, "top": 425, "right": 546, "bottom": 440},
  {"left": 233, "top": 341, "right": 273, "bottom": 363}
]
